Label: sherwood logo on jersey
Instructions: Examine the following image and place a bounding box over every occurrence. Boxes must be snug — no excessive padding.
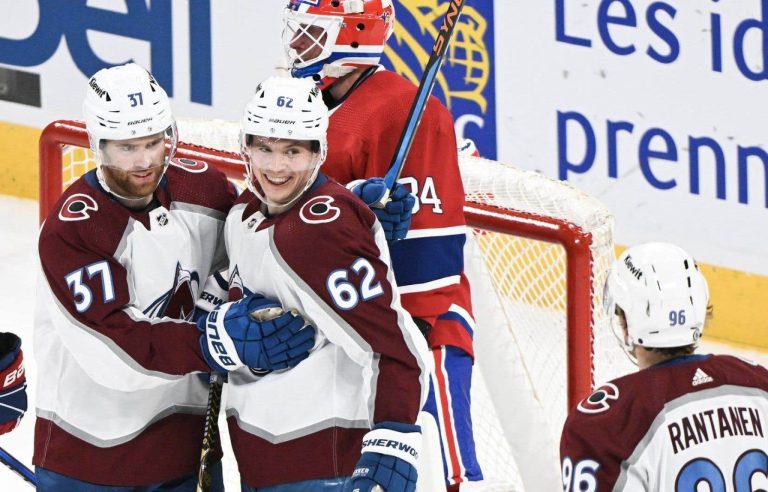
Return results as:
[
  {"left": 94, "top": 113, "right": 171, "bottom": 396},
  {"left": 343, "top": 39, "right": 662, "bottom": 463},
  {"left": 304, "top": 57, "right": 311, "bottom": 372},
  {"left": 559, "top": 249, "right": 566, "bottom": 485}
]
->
[{"left": 383, "top": 0, "right": 497, "bottom": 158}]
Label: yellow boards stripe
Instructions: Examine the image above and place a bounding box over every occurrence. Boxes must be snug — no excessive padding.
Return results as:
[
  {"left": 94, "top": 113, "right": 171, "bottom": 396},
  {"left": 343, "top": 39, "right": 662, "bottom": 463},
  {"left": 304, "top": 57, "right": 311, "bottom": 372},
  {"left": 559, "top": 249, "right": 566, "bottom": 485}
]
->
[{"left": 0, "top": 122, "right": 41, "bottom": 199}]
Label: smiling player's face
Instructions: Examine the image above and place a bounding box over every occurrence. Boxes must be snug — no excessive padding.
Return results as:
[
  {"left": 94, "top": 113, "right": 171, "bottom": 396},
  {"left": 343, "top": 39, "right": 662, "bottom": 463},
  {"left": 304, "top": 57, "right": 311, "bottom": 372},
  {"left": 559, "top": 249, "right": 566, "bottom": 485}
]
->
[{"left": 247, "top": 136, "right": 318, "bottom": 208}]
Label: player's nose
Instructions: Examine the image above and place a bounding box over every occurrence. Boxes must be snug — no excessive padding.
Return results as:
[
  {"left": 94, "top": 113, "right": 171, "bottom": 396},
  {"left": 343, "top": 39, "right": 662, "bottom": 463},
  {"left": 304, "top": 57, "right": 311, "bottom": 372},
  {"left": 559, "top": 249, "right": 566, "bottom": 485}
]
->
[
  {"left": 290, "top": 32, "right": 310, "bottom": 51},
  {"left": 136, "top": 149, "right": 158, "bottom": 169}
]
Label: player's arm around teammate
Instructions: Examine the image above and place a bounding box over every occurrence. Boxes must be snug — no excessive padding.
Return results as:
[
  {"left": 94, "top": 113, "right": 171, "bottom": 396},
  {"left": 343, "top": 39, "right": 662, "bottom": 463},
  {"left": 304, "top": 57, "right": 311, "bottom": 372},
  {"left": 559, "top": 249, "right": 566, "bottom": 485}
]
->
[
  {"left": 560, "top": 243, "right": 768, "bottom": 491},
  {"left": 34, "top": 63, "right": 314, "bottom": 492}
]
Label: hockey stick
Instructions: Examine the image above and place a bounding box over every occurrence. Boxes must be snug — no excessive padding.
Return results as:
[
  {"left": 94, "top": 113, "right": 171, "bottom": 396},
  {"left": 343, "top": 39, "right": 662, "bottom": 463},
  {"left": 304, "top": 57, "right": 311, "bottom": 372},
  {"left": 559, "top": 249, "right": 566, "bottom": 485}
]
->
[
  {"left": 194, "top": 306, "right": 287, "bottom": 492},
  {"left": 383, "top": 0, "right": 468, "bottom": 190},
  {"left": 0, "top": 445, "right": 36, "bottom": 487},
  {"left": 195, "top": 372, "right": 223, "bottom": 492}
]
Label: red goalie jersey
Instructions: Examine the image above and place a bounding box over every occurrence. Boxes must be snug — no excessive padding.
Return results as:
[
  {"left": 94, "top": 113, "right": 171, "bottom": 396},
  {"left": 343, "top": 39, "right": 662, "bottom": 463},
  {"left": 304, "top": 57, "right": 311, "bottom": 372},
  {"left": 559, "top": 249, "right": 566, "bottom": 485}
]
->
[
  {"left": 323, "top": 69, "right": 474, "bottom": 356},
  {"left": 560, "top": 354, "right": 768, "bottom": 491}
]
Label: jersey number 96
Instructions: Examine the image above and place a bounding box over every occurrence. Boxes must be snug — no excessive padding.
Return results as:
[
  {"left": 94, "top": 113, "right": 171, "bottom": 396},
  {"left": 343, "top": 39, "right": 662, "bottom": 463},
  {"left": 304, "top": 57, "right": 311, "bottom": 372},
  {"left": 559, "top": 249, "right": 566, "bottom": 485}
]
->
[{"left": 561, "top": 457, "right": 599, "bottom": 492}]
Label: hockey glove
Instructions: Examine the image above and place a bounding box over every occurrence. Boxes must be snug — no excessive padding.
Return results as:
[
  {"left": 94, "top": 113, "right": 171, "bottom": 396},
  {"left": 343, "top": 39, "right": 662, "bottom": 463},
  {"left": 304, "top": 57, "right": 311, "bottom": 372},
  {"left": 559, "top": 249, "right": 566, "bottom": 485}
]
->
[
  {"left": 350, "top": 178, "right": 416, "bottom": 242},
  {"left": 350, "top": 421, "right": 421, "bottom": 492},
  {"left": 0, "top": 333, "right": 27, "bottom": 435},
  {"left": 198, "top": 294, "right": 315, "bottom": 372}
]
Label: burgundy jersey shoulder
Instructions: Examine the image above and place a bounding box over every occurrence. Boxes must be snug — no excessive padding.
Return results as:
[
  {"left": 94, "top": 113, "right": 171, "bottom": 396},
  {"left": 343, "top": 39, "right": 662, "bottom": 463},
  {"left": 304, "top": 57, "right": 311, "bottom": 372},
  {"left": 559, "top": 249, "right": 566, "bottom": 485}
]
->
[
  {"left": 162, "top": 158, "right": 237, "bottom": 214},
  {"left": 41, "top": 174, "right": 131, "bottom": 261},
  {"left": 278, "top": 176, "right": 377, "bottom": 240},
  {"left": 561, "top": 353, "right": 768, "bottom": 486}
]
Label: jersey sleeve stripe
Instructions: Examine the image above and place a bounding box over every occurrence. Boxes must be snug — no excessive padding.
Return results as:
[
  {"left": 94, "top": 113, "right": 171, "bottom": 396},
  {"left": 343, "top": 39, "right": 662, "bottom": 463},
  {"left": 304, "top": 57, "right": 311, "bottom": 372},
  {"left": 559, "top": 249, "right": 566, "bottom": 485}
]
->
[
  {"left": 405, "top": 226, "right": 468, "bottom": 240},
  {"left": 389, "top": 234, "right": 465, "bottom": 287},
  {"left": 398, "top": 275, "right": 461, "bottom": 294}
]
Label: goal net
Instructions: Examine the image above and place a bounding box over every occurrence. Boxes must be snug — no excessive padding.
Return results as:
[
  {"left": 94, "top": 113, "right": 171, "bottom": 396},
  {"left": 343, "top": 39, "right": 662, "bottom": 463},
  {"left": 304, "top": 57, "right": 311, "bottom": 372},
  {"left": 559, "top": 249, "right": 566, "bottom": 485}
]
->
[{"left": 39, "top": 119, "right": 634, "bottom": 491}]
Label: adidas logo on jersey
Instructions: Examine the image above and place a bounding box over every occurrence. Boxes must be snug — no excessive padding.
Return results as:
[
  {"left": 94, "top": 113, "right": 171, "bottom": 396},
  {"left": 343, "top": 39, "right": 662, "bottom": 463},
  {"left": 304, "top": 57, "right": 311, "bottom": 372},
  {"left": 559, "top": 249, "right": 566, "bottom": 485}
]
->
[{"left": 691, "top": 368, "right": 714, "bottom": 386}]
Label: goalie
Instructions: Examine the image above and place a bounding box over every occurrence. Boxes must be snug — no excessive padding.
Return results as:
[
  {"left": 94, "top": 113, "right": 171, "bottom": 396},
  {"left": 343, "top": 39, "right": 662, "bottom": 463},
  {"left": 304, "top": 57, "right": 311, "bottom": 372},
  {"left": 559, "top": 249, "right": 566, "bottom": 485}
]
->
[
  {"left": 219, "top": 75, "right": 431, "bottom": 492},
  {"left": 282, "top": 1, "right": 483, "bottom": 488}
]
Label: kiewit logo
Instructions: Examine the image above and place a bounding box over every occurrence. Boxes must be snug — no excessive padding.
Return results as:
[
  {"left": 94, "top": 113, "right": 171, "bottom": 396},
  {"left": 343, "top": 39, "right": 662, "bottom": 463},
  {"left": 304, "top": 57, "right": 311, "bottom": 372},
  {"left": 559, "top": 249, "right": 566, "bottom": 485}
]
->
[
  {"left": 623, "top": 255, "right": 643, "bottom": 280},
  {"left": 692, "top": 368, "right": 714, "bottom": 386}
]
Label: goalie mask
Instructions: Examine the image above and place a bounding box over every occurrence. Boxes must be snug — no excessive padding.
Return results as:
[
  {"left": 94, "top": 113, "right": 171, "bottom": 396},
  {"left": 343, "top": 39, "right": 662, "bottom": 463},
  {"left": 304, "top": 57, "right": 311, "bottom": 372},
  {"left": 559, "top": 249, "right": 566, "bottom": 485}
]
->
[
  {"left": 240, "top": 76, "right": 329, "bottom": 212},
  {"left": 604, "top": 242, "right": 709, "bottom": 356},
  {"left": 83, "top": 63, "right": 177, "bottom": 202},
  {"left": 283, "top": 0, "right": 395, "bottom": 89}
]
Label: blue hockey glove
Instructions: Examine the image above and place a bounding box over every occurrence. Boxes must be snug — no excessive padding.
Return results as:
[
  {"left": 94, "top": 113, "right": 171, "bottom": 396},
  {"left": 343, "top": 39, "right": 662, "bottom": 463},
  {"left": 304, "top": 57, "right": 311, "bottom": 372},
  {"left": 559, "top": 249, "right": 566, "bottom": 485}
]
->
[
  {"left": 350, "top": 177, "right": 416, "bottom": 242},
  {"left": 198, "top": 294, "right": 316, "bottom": 372},
  {"left": 350, "top": 421, "right": 421, "bottom": 492},
  {"left": 0, "top": 333, "right": 27, "bottom": 435}
]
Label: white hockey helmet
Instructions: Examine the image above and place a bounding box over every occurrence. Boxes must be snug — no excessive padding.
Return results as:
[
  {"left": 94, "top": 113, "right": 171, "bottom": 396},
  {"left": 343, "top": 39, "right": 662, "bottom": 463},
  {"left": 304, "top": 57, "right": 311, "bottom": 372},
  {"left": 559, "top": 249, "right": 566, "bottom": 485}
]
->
[
  {"left": 282, "top": 0, "right": 395, "bottom": 88},
  {"left": 83, "top": 63, "right": 177, "bottom": 192},
  {"left": 240, "top": 76, "right": 329, "bottom": 208},
  {"left": 604, "top": 242, "right": 709, "bottom": 351}
]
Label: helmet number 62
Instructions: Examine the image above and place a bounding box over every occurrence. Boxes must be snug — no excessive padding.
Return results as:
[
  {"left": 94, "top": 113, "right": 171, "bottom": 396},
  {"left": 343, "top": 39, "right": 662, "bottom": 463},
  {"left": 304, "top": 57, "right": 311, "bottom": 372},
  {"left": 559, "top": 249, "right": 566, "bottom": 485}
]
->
[{"left": 277, "top": 96, "right": 294, "bottom": 108}]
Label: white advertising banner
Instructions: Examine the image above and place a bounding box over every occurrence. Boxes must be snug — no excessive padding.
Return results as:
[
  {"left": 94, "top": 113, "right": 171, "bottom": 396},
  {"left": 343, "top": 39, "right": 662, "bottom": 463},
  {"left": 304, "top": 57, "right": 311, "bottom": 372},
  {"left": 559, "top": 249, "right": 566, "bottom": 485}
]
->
[
  {"left": 496, "top": 0, "right": 767, "bottom": 276},
  {"left": 0, "top": 0, "right": 765, "bottom": 277}
]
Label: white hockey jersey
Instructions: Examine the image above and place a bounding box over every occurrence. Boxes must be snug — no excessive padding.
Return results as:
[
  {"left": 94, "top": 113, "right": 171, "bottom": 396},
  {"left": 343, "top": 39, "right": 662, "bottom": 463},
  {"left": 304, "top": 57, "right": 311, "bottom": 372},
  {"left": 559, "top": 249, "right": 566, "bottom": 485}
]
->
[
  {"left": 223, "top": 174, "right": 430, "bottom": 487},
  {"left": 34, "top": 162, "right": 235, "bottom": 485}
]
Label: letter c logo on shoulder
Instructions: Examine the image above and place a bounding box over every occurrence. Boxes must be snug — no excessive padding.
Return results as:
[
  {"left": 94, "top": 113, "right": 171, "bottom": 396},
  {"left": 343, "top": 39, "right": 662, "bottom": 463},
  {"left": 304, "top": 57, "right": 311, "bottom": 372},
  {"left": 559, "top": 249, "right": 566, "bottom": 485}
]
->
[
  {"left": 300, "top": 195, "right": 340, "bottom": 224},
  {"left": 59, "top": 193, "right": 98, "bottom": 222},
  {"left": 170, "top": 157, "right": 209, "bottom": 173},
  {"left": 577, "top": 383, "right": 620, "bottom": 415}
]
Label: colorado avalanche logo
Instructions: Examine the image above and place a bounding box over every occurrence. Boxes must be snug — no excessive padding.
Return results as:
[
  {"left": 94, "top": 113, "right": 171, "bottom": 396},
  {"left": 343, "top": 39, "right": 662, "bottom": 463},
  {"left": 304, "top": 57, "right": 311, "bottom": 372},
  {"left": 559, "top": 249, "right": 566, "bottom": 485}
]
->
[
  {"left": 59, "top": 194, "right": 98, "bottom": 222},
  {"left": 170, "top": 157, "right": 209, "bottom": 173},
  {"left": 577, "top": 383, "right": 620, "bottom": 415},
  {"left": 144, "top": 262, "right": 200, "bottom": 321},
  {"left": 299, "top": 196, "right": 340, "bottom": 224},
  {"left": 227, "top": 265, "right": 252, "bottom": 302}
]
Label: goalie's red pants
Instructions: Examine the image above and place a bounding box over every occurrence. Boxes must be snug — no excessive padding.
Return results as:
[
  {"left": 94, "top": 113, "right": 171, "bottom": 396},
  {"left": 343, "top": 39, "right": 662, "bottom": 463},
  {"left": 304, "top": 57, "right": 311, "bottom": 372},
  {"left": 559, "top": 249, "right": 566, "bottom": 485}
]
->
[{"left": 423, "top": 345, "right": 483, "bottom": 490}]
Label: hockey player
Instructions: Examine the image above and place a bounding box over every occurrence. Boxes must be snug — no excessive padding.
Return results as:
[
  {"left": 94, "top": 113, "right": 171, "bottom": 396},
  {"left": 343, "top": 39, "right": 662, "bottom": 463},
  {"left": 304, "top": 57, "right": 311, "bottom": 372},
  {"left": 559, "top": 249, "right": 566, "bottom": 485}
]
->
[
  {"left": 282, "top": 1, "right": 483, "bottom": 489},
  {"left": 220, "top": 75, "right": 430, "bottom": 491},
  {"left": 34, "top": 63, "right": 314, "bottom": 491},
  {"left": 560, "top": 242, "right": 768, "bottom": 491}
]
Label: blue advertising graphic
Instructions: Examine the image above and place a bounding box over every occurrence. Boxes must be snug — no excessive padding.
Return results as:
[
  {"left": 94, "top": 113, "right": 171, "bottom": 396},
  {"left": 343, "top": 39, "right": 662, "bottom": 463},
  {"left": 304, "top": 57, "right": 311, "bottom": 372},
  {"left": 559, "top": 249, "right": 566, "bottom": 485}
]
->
[
  {"left": 0, "top": 0, "right": 212, "bottom": 105},
  {"left": 383, "top": 1, "right": 497, "bottom": 159}
]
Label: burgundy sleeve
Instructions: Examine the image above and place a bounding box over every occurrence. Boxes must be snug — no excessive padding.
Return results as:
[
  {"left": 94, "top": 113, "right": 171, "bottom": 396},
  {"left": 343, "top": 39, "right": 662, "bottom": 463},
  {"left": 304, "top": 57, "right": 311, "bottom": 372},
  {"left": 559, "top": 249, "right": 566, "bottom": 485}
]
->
[
  {"left": 274, "top": 192, "right": 425, "bottom": 424},
  {"left": 38, "top": 224, "right": 210, "bottom": 376}
]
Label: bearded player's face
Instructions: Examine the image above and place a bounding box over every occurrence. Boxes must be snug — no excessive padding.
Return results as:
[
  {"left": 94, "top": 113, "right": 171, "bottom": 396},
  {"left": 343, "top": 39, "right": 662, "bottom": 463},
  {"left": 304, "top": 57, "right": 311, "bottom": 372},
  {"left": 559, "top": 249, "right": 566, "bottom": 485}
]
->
[
  {"left": 247, "top": 136, "right": 318, "bottom": 207},
  {"left": 100, "top": 133, "right": 166, "bottom": 199}
]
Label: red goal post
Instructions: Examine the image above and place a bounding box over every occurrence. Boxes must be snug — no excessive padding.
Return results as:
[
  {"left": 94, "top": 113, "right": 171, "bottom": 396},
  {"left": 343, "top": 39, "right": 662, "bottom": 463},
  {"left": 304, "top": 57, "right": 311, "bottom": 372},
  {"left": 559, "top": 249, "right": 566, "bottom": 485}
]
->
[{"left": 38, "top": 119, "right": 633, "bottom": 489}]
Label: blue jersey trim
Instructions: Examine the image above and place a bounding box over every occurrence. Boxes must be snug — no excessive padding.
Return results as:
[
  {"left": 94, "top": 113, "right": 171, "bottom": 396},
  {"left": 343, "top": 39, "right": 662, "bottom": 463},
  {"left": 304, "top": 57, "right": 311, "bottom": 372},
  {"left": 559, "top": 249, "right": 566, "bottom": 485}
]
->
[
  {"left": 653, "top": 353, "right": 712, "bottom": 368},
  {"left": 389, "top": 233, "right": 465, "bottom": 287}
]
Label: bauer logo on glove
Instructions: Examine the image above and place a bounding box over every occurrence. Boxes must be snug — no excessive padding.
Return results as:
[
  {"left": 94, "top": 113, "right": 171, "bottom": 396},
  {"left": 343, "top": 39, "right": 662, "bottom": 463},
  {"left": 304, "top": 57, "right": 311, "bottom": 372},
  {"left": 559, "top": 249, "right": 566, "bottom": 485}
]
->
[
  {"left": 0, "top": 332, "right": 27, "bottom": 435},
  {"left": 198, "top": 293, "right": 317, "bottom": 373}
]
